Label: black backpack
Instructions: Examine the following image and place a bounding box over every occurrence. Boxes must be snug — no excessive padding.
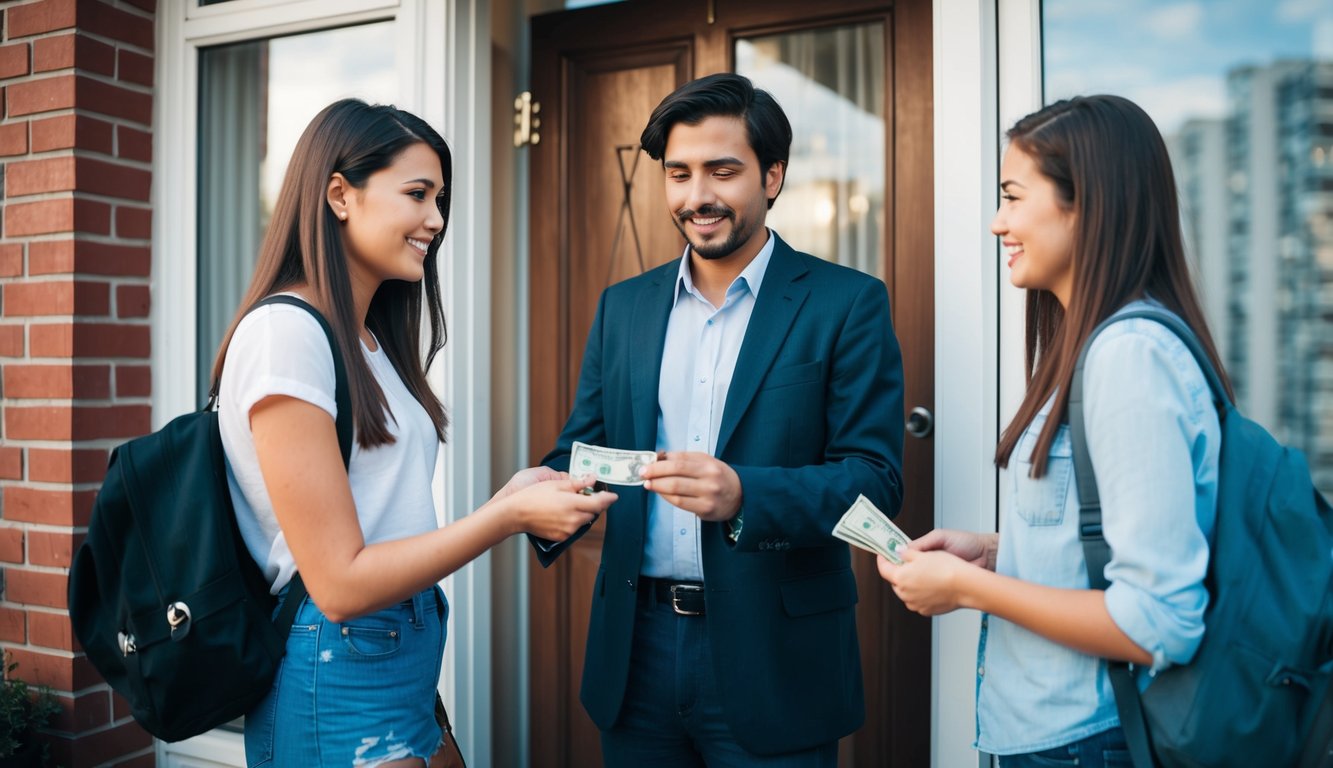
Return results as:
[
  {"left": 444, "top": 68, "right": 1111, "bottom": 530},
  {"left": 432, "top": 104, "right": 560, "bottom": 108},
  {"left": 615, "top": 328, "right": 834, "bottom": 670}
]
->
[
  {"left": 1070, "top": 306, "right": 1333, "bottom": 768},
  {"left": 68, "top": 295, "right": 352, "bottom": 742}
]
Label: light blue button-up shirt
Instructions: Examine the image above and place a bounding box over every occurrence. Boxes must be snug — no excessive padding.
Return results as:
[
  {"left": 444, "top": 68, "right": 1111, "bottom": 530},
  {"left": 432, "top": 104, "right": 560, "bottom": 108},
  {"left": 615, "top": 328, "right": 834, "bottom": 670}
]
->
[
  {"left": 640, "top": 232, "right": 775, "bottom": 580},
  {"left": 976, "top": 300, "right": 1221, "bottom": 755}
]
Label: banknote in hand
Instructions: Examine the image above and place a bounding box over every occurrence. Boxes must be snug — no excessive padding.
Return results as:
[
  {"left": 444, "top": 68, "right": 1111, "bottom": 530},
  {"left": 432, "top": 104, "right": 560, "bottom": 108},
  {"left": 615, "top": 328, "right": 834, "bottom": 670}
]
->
[
  {"left": 833, "top": 495, "right": 911, "bottom": 564},
  {"left": 569, "top": 441, "right": 657, "bottom": 487}
]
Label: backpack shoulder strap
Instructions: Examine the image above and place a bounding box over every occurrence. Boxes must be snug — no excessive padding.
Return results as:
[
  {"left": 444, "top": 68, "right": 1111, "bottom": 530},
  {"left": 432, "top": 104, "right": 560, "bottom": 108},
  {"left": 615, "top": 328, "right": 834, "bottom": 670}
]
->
[
  {"left": 248, "top": 295, "right": 354, "bottom": 638},
  {"left": 1068, "top": 305, "right": 1221, "bottom": 768}
]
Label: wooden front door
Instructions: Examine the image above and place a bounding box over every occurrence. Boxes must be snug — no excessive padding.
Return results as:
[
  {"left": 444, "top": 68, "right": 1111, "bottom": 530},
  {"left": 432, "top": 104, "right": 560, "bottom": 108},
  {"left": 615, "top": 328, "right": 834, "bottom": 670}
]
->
[{"left": 528, "top": 2, "right": 934, "bottom": 765}]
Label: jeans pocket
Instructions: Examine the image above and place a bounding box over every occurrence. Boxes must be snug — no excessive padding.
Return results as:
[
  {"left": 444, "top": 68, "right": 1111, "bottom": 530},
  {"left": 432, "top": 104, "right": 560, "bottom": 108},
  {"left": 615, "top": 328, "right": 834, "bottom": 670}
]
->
[
  {"left": 1000, "top": 746, "right": 1079, "bottom": 768},
  {"left": 341, "top": 622, "right": 403, "bottom": 658}
]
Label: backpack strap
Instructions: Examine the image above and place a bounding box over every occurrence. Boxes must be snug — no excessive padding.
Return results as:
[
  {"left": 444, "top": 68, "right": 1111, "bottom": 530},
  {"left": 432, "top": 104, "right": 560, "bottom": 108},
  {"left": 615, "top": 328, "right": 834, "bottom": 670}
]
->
[
  {"left": 1068, "top": 305, "right": 1222, "bottom": 768},
  {"left": 248, "top": 295, "right": 354, "bottom": 640}
]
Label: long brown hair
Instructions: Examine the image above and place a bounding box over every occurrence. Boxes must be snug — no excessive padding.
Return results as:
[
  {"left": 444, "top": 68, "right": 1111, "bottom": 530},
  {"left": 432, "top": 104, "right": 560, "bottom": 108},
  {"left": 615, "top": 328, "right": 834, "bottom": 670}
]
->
[
  {"left": 995, "top": 95, "right": 1232, "bottom": 476},
  {"left": 210, "top": 99, "right": 450, "bottom": 447}
]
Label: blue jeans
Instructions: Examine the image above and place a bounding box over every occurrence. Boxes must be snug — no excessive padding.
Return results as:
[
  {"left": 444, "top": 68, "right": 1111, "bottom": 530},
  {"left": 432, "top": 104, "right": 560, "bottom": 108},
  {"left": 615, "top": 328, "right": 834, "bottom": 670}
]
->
[
  {"left": 245, "top": 586, "right": 448, "bottom": 767},
  {"left": 600, "top": 588, "right": 837, "bottom": 768},
  {"left": 998, "top": 728, "right": 1132, "bottom": 768}
]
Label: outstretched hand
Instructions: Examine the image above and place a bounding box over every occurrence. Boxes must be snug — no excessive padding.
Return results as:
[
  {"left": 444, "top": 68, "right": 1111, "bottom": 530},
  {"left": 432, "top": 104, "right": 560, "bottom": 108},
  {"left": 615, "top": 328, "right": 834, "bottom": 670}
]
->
[
  {"left": 505, "top": 475, "right": 617, "bottom": 542},
  {"left": 639, "top": 451, "right": 742, "bottom": 521},
  {"left": 877, "top": 545, "right": 980, "bottom": 617}
]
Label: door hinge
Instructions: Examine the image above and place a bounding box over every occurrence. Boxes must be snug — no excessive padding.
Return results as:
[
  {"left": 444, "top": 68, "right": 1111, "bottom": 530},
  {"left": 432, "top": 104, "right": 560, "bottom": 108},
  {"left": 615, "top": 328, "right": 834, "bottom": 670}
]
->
[{"left": 514, "top": 91, "right": 541, "bottom": 148}]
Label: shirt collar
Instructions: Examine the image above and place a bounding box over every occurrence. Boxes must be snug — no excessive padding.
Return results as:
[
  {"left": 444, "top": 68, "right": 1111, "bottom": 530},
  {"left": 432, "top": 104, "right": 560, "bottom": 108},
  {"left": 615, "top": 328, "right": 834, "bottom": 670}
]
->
[{"left": 674, "top": 228, "right": 777, "bottom": 306}]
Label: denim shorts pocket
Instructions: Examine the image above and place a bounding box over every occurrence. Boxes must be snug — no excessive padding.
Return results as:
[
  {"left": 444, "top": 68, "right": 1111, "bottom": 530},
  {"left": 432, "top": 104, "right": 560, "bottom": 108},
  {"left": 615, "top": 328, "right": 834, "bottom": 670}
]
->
[
  {"left": 340, "top": 621, "right": 403, "bottom": 658},
  {"left": 1013, "top": 425, "right": 1073, "bottom": 526},
  {"left": 1018, "top": 747, "right": 1079, "bottom": 768}
]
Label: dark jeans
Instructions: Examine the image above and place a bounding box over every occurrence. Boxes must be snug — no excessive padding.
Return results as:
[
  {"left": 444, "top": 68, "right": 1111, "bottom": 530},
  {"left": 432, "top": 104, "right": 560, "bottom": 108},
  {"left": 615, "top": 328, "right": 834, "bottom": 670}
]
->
[
  {"left": 998, "top": 728, "right": 1131, "bottom": 768},
  {"left": 600, "top": 589, "right": 837, "bottom": 768}
]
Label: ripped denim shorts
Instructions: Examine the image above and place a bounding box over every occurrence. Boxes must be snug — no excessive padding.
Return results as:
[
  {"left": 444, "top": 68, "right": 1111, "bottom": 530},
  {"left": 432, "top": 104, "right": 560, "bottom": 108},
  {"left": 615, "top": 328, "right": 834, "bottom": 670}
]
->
[{"left": 245, "top": 585, "right": 449, "bottom": 767}]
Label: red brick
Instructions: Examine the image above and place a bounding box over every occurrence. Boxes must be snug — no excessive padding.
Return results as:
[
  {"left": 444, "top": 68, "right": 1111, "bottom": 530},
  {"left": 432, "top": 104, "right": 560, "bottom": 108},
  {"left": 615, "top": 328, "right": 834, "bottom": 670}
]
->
[
  {"left": 3, "top": 645, "right": 100, "bottom": 693},
  {"left": 5, "top": 363, "right": 111, "bottom": 398},
  {"left": 7, "top": 198, "right": 112, "bottom": 236},
  {"left": 0, "top": 243, "right": 21, "bottom": 276},
  {"left": 5, "top": 156, "right": 75, "bottom": 196},
  {"left": 6, "top": 404, "right": 150, "bottom": 440},
  {"left": 0, "top": 43, "right": 29, "bottom": 79},
  {"left": 27, "top": 447, "right": 107, "bottom": 483},
  {"left": 0, "top": 122, "right": 27, "bottom": 156},
  {"left": 29, "top": 240, "right": 148, "bottom": 276},
  {"left": 27, "top": 530, "right": 78, "bottom": 569},
  {"left": 28, "top": 609, "right": 75, "bottom": 651},
  {"left": 29, "top": 322, "right": 150, "bottom": 357},
  {"left": 4, "top": 568, "right": 68, "bottom": 608},
  {"left": 0, "top": 325, "right": 22, "bottom": 356},
  {"left": 0, "top": 446, "right": 20, "bottom": 480},
  {"left": 2, "top": 280, "right": 109, "bottom": 317},
  {"left": 5, "top": 73, "right": 74, "bottom": 117},
  {"left": 49, "top": 689, "right": 109, "bottom": 732},
  {"left": 31, "top": 113, "right": 112, "bottom": 154},
  {"left": 0, "top": 486, "right": 96, "bottom": 526},
  {"left": 115, "top": 285, "right": 148, "bottom": 318},
  {"left": 47, "top": 720, "right": 153, "bottom": 768},
  {"left": 112, "top": 691, "right": 130, "bottom": 720},
  {"left": 113, "top": 206, "right": 149, "bottom": 239},
  {"left": 0, "top": 527, "right": 23, "bottom": 563},
  {"left": 115, "top": 124, "right": 149, "bottom": 162},
  {"left": 33, "top": 33, "right": 114, "bottom": 76},
  {"left": 81, "top": 2, "right": 154, "bottom": 52},
  {"left": 4, "top": 198, "right": 71, "bottom": 236},
  {"left": 78, "top": 156, "right": 150, "bottom": 201},
  {"left": 75, "top": 75, "right": 150, "bottom": 125},
  {"left": 0, "top": 607, "right": 26, "bottom": 642},
  {"left": 114, "top": 364, "right": 148, "bottom": 397},
  {"left": 116, "top": 48, "right": 151, "bottom": 87},
  {"left": 6, "top": 0, "right": 77, "bottom": 39}
]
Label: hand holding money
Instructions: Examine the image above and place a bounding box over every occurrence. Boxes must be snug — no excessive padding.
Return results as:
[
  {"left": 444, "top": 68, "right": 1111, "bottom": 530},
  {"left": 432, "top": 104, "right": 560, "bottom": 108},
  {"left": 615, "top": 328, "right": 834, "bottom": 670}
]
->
[
  {"left": 569, "top": 441, "right": 657, "bottom": 487},
  {"left": 832, "top": 495, "right": 911, "bottom": 564}
]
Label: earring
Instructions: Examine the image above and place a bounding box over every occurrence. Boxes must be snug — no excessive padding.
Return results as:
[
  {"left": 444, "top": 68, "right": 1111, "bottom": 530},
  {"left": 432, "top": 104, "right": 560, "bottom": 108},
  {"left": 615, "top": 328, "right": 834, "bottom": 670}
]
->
[{"left": 339, "top": 212, "right": 346, "bottom": 220}]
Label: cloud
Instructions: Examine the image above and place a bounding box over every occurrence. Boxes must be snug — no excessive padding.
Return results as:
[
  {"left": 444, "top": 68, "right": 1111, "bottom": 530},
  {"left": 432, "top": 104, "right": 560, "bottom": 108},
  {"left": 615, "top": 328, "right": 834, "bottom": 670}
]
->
[
  {"left": 1147, "top": 3, "right": 1204, "bottom": 40},
  {"left": 1277, "top": 0, "right": 1328, "bottom": 22}
]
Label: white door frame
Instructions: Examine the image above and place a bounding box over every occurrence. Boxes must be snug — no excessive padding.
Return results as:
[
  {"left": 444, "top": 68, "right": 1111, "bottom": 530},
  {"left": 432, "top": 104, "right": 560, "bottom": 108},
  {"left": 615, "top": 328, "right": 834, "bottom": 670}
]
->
[
  {"left": 152, "top": 1, "right": 493, "bottom": 764},
  {"left": 930, "top": 0, "right": 1042, "bottom": 765}
]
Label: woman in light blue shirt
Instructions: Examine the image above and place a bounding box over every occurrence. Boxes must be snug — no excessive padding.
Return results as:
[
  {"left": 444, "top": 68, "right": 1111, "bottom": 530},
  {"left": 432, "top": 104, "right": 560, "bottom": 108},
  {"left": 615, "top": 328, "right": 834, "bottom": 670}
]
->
[{"left": 879, "top": 94, "right": 1230, "bottom": 767}]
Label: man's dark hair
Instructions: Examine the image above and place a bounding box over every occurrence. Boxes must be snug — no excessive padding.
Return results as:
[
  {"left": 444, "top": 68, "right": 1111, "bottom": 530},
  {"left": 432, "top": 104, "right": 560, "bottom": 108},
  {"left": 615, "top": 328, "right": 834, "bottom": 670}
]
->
[{"left": 640, "top": 73, "right": 792, "bottom": 208}]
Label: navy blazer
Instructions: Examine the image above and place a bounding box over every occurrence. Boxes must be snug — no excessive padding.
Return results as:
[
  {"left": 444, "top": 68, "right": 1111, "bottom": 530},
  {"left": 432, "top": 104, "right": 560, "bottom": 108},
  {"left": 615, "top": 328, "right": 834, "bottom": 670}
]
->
[{"left": 533, "top": 234, "right": 905, "bottom": 754}]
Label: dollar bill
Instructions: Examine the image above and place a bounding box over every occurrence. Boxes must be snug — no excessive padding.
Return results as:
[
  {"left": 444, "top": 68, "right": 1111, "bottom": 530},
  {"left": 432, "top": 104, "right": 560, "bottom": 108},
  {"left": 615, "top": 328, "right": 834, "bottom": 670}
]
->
[
  {"left": 569, "top": 441, "right": 657, "bottom": 487},
  {"left": 832, "top": 494, "right": 912, "bottom": 564}
]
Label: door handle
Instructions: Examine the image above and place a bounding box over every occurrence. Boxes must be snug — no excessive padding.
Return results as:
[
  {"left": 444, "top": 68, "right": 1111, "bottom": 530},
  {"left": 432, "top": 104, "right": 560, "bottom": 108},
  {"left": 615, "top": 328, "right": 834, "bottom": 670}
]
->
[{"left": 906, "top": 406, "right": 933, "bottom": 439}]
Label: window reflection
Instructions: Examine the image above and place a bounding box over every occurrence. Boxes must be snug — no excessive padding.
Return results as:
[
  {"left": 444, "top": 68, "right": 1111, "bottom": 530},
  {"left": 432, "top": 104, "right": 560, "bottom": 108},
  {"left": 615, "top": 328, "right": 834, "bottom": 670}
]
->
[
  {"left": 1044, "top": 1, "right": 1333, "bottom": 498},
  {"left": 196, "top": 23, "right": 396, "bottom": 401},
  {"left": 737, "top": 23, "right": 885, "bottom": 278}
]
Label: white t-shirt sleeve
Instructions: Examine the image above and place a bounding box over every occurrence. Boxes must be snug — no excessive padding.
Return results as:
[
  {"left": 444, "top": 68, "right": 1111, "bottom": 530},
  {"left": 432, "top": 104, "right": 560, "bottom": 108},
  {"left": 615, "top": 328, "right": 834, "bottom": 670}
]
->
[{"left": 225, "top": 304, "right": 338, "bottom": 421}]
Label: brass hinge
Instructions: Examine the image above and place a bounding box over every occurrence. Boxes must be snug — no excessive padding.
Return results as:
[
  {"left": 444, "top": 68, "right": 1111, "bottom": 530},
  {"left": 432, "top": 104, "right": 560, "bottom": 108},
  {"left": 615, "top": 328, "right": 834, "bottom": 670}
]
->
[{"left": 514, "top": 91, "right": 541, "bottom": 148}]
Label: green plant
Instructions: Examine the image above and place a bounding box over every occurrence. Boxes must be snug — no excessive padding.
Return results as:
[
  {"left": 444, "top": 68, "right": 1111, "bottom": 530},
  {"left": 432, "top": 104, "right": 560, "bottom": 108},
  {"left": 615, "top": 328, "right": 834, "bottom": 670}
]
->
[{"left": 0, "top": 655, "right": 58, "bottom": 760}]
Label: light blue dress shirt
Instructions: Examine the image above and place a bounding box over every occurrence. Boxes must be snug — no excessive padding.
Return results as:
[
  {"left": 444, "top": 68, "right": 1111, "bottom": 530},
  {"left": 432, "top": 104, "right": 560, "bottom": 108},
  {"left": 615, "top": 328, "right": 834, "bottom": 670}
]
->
[
  {"left": 975, "top": 300, "right": 1221, "bottom": 755},
  {"left": 640, "top": 232, "right": 776, "bottom": 580}
]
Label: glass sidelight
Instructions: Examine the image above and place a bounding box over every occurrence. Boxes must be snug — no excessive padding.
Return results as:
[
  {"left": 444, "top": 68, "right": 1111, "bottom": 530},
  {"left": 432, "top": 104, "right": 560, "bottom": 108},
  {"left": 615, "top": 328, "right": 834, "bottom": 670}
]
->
[
  {"left": 195, "top": 22, "right": 396, "bottom": 401},
  {"left": 736, "top": 22, "right": 886, "bottom": 278}
]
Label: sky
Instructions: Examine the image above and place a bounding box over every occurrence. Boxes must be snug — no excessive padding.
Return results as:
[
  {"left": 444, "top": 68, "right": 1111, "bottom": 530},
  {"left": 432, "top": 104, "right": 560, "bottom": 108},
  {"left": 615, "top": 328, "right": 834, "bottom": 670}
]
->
[{"left": 1044, "top": 0, "right": 1333, "bottom": 136}]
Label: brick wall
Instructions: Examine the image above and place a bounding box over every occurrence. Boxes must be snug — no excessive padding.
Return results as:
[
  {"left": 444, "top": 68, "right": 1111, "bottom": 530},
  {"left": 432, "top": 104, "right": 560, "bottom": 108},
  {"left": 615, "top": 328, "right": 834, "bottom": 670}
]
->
[{"left": 0, "top": 0, "right": 155, "bottom": 766}]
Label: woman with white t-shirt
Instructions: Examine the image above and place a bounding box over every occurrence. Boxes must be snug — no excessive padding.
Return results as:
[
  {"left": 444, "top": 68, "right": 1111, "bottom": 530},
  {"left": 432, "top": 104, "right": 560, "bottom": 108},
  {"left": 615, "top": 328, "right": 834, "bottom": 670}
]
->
[{"left": 210, "top": 99, "right": 617, "bottom": 768}]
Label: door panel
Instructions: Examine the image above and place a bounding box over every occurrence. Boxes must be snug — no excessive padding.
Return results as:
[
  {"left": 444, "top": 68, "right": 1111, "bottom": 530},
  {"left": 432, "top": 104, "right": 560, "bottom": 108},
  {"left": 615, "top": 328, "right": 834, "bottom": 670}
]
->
[{"left": 529, "top": 2, "right": 932, "bottom": 765}]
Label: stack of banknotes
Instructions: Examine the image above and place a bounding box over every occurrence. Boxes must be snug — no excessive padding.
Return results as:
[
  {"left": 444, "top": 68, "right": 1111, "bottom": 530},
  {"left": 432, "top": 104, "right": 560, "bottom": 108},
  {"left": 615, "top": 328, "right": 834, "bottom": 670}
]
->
[{"left": 832, "top": 495, "right": 912, "bottom": 564}]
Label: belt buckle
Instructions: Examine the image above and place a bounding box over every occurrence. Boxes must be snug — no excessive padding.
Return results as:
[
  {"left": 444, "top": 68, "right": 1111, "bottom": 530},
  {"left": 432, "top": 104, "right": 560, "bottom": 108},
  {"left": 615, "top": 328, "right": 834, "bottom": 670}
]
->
[{"left": 669, "top": 583, "right": 704, "bottom": 616}]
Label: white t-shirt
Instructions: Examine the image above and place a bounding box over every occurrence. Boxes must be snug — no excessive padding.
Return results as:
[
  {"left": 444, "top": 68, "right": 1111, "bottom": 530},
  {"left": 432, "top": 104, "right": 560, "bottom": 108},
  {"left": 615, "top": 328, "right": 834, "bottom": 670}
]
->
[{"left": 218, "top": 299, "right": 440, "bottom": 594}]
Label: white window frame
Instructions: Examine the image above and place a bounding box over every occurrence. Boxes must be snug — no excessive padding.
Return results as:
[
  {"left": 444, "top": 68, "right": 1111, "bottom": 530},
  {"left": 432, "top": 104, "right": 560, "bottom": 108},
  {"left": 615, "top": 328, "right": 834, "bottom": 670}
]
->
[
  {"left": 929, "top": 0, "right": 1040, "bottom": 765},
  {"left": 152, "top": 1, "right": 493, "bottom": 764}
]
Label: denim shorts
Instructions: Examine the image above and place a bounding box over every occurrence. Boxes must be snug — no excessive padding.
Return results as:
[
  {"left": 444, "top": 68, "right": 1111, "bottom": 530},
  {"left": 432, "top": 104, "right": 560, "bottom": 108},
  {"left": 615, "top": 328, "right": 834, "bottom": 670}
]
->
[
  {"left": 245, "top": 585, "right": 449, "bottom": 767},
  {"left": 997, "top": 727, "right": 1131, "bottom": 768}
]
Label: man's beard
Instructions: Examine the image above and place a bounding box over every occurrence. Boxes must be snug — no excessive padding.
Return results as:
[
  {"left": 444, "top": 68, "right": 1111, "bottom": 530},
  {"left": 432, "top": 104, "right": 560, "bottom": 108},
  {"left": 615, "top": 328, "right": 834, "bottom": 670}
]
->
[{"left": 674, "top": 203, "right": 750, "bottom": 260}]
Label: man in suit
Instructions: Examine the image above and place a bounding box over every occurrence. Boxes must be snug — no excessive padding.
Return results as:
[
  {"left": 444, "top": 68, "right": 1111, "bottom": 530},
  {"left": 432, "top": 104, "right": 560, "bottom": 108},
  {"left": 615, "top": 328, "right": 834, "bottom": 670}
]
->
[{"left": 534, "top": 73, "right": 904, "bottom": 767}]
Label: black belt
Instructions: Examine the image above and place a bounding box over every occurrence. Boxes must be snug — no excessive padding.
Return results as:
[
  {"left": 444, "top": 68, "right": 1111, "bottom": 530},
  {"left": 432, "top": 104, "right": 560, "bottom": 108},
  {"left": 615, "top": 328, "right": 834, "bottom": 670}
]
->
[{"left": 640, "top": 577, "right": 706, "bottom": 616}]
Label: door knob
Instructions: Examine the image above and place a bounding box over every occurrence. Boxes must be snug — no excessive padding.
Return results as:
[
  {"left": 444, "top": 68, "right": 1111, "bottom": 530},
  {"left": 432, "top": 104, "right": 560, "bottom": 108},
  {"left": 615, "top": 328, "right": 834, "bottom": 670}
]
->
[{"left": 906, "top": 406, "right": 933, "bottom": 439}]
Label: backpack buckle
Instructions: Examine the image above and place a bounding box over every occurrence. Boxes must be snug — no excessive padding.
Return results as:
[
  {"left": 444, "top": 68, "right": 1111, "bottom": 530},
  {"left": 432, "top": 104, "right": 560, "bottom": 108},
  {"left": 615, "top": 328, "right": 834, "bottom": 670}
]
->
[
  {"left": 167, "top": 602, "right": 192, "bottom": 642},
  {"left": 117, "top": 631, "right": 137, "bottom": 656}
]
